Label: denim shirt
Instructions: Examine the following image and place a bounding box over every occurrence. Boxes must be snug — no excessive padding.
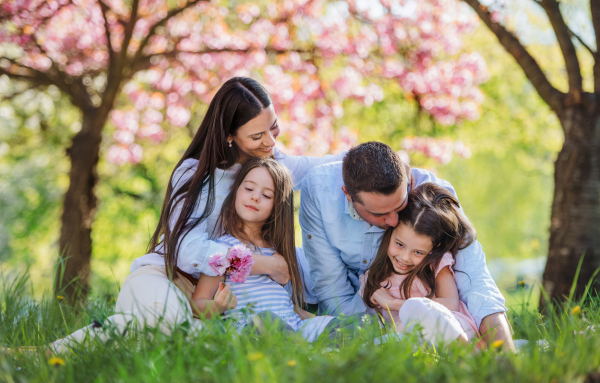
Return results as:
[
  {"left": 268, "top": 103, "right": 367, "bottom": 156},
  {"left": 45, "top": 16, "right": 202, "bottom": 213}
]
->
[{"left": 299, "top": 161, "right": 507, "bottom": 328}]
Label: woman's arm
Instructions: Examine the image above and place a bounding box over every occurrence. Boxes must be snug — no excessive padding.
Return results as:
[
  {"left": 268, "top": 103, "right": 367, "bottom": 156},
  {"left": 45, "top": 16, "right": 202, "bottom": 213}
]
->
[
  {"left": 191, "top": 275, "right": 237, "bottom": 319},
  {"left": 250, "top": 252, "right": 290, "bottom": 285},
  {"left": 433, "top": 266, "right": 461, "bottom": 312}
]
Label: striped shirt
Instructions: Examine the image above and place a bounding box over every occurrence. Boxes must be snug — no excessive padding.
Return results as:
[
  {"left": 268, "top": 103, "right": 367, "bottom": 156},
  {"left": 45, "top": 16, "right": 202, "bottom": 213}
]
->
[{"left": 216, "top": 235, "right": 304, "bottom": 330}]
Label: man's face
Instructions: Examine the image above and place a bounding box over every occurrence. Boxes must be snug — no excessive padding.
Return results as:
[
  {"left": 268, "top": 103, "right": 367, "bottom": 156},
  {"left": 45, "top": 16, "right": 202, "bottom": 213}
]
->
[{"left": 342, "top": 182, "right": 409, "bottom": 230}]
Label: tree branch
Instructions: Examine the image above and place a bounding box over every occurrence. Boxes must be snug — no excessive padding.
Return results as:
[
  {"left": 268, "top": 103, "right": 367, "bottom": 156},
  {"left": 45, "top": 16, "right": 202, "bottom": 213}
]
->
[
  {"left": 539, "top": 0, "right": 582, "bottom": 95},
  {"left": 118, "top": 0, "right": 140, "bottom": 69},
  {"left": 130, "top": 0, "right": 209, "bottom": 68},
  {"left": 590, "top": 0, "right": 600, "bottom": 92},
  {"left": 566, "top": 26, "right": 596, "bottom": 57},
  {"left": 462, "top": 0, "right": 564, "bottom": 113},
  {"left": 97, "top": 0, "right": 115, "bottom": 64}
]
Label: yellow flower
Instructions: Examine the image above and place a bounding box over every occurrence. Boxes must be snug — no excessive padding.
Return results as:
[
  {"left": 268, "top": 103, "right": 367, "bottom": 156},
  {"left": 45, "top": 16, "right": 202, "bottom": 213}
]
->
[
  {"left": 48, "top": 357, "right": 65, "bottom": 366},
  {"left": 492, "top": 340, "right": 504, "bottom": 349},
  {"left": 287, "top": 360, "right": 297, "bottom": 367},
  {"left": 518, "top": 281, "right": 525, "bottom": 286},
  {"left": 56, "top": 296, "right": 64, "bottom": 300},
  {"left": 571, "top": 306, "right": 581, "bottom": 316},
  {"left": 246, "top": 352, "right": 264, "bottom": 361}
]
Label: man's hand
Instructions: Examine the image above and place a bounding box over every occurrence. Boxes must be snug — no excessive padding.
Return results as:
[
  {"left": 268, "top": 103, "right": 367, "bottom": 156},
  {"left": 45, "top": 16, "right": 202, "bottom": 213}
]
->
[
  {"left": 371, "top": 287, "right": 404, "bottom": 312},
  {"left": 213, "top": 282, "right": 237, "bottom": 313}
]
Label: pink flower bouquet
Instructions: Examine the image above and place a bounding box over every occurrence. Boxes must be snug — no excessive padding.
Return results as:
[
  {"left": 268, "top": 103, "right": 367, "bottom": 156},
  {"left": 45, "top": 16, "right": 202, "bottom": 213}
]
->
[{"left": 208, "top": 244, "right": 254, "bottom": 283}]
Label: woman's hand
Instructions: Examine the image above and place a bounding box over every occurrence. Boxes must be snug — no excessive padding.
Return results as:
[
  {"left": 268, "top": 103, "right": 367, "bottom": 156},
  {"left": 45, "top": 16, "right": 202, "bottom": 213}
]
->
[
  {"left": 371, "top": 287, "right": 404, "bottom": 312},
  {"left": 251, "top": 252, "right": 290, "bottom": 285},
  {"left": 213, "top": 282, "right": 237, "bottom": 313}
]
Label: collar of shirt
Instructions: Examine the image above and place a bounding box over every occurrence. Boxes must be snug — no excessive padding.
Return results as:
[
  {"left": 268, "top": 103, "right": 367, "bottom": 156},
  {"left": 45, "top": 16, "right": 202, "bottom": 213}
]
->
[{"left": 345, "top": 199, "right": 362, "bottom": 221}]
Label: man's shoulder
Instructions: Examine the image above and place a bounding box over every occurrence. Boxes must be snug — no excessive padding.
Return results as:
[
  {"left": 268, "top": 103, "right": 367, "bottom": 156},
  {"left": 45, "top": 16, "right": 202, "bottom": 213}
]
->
[
  {"left": 303, "top": 161, "right": 344, "bottom": 187},
  {"left": 412, "top": 167, "right": 456, "bottom": 196}
]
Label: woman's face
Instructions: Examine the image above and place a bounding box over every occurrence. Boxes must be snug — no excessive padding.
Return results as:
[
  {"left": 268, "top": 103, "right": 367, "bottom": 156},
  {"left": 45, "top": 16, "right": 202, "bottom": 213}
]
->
[
  {"left": 230, "top": 105, "right": 280, "bottom": 163},
  {"left": 387, "top": 222, "right": 433, "bottom": 275},
  {"left": 235, "top": 167, "right": 275, "bottom": 226}
]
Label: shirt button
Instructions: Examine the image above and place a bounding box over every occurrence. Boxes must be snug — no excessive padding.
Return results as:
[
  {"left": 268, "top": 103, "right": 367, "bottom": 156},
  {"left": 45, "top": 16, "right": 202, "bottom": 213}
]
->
[
  {"left": 307, "top": 235, "right": 312, "bottom": 239},
  {"left": 363, "top": 260, "right": 368, "bottom": 264},
  {"left": 193, "top": 264, "right": 198, "bottom": 267}
]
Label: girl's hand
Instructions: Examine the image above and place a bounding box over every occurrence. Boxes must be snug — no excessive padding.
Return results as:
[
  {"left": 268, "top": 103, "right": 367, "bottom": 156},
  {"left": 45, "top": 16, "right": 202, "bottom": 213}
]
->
[
  {"left": 372, "top": 287, "right": 404, "bottom": 312},
  {"left": 213, "top": 282, "right": 237, "bottom": 313}
]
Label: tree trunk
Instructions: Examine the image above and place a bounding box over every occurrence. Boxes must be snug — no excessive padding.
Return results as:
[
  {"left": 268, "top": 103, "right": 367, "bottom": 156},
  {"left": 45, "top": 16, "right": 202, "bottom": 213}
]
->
[
  {"left": 541, "top": 105, "right": 600, "bottom": 308},
  {"left": 56, "top": 108, "right": 107, "bottom": 301}
]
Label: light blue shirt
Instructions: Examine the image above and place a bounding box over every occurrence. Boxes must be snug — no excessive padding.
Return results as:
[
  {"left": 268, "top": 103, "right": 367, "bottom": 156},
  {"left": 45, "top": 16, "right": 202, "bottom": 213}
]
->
[{"left": 299, "top": 161, "right": 507, "bottom": 328}]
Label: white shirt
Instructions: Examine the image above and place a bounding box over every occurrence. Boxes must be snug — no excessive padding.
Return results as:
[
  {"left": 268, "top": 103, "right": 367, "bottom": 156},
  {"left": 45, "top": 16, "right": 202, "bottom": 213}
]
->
[{"left": 129, "top": 147, "right": 347, "bottom": 280}]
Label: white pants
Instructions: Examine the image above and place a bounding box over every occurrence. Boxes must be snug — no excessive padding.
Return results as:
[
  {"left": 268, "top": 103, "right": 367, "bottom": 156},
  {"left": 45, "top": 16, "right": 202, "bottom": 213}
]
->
[
  {"left": 398, "top": 298, "right": 470, "bottom": 345},
  {"left": 50, "top": 265, "right": 201, "bottom": 354}
]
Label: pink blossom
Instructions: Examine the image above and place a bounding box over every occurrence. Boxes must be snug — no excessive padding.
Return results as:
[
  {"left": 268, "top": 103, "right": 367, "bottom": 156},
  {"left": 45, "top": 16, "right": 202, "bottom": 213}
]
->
[
  {"left": 208, "top": 252, "right": 231, "bottom": 276},
  {"left": 208, "top": 244, "right": 254, "bottom": 283}
]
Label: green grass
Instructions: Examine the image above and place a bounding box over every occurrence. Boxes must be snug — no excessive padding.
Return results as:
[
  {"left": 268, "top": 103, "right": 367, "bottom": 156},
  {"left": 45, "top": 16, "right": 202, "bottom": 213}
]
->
[{"left": 1, "top": 272, "right": 600, "bottom": 383}]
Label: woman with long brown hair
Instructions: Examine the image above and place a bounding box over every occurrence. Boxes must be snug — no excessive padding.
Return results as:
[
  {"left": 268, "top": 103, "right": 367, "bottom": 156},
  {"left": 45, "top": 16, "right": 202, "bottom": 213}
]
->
[{"left": 45, "top": 77, "right": 345, "bottom": 353}]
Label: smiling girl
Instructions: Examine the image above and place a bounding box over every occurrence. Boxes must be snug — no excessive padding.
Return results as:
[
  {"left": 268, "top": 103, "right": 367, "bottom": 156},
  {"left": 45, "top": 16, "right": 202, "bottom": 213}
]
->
[
  {"left": 360, "top": 183, "right": 483, "bottom": 346},
  {"left": 192, "top": 157, "right": 335, "bottom": 338}
]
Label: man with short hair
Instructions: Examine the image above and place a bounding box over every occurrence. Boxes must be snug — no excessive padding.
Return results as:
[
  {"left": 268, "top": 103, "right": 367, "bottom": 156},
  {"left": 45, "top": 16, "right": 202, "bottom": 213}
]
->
[{"left": 300, "top": 141, "right": 514, "bottom": 350}]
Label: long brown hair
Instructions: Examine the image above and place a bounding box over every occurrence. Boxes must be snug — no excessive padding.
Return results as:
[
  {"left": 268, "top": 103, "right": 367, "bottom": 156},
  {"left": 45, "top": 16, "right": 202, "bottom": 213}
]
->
[
  {"left": 215, "top": 157, "right": 304, "bottom": 306},
  {"left": 363, "top": 183, "right": 475, "bottom": 310},
  {"left": 147, "top": 77, "right": 273, "bottom": 279}
]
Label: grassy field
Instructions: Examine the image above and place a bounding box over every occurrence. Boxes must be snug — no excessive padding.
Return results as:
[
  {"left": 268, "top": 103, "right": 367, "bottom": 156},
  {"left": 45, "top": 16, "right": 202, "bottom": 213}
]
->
[{"left": 1, "top": 272, "right": 599, "bottom": 383}]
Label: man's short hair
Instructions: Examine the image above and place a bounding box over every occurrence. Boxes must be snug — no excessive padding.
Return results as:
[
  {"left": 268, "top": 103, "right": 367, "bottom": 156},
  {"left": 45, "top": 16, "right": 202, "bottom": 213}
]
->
[{"left": 342, "top": 141, "right": 406, "bottom": 203}]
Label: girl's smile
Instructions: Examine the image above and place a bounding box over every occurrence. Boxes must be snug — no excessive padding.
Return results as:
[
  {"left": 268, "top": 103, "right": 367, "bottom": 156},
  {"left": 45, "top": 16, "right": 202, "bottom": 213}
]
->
[
  {"left": 387, "top": 222, "right": 433, "bottom": 274},
  {"left": 244, "top": 204, "right": 259, "bottom": 211}
]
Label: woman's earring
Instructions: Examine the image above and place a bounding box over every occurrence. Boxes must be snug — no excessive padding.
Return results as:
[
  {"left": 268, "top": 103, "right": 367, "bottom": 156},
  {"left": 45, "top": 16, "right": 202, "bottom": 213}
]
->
[{"left": 228, "top": 140, "right": 232, "bottom": 148}]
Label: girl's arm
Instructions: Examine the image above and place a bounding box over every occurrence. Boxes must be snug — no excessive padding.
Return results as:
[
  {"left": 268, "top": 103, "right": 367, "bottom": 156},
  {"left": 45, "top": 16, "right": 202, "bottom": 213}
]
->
[
  {"left": 433, "top": 266, "right": 461, "bottom": 312},
  {"left": 191, "top": 275, "right": 237, "bottom": 319},
  {"left": 371, "top": 287, "right": 405, "bottom": 312}
]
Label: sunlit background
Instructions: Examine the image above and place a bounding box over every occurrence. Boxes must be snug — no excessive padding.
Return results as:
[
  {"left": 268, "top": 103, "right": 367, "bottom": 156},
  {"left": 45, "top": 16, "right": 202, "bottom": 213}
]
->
[{"left": 1, "top": 0, "right": 594, "bottom": 307}]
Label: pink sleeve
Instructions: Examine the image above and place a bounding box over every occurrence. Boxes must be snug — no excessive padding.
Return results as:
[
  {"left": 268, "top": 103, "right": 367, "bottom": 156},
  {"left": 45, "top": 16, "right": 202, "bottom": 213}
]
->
[
  {"left": 358, "top": 271, "right": 369, "bottom": 298},
  {"left": 435, "top": 252, "right": 455, "bottom": 277}
]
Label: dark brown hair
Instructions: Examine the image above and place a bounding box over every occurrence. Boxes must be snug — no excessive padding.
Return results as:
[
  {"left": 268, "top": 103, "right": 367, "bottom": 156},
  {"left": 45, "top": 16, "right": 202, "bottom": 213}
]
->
[
  {"left": 363, "top": 183, "right": 475, "bottom": 310},
  {"left": 342, "top": 141, "right": 406, "bottom": 203},
  {"left": 147, "top": 77, "right": 272, "bottom": 279},
  {"left": 215, "top": 157, "right": 304, "bottom": 306}
]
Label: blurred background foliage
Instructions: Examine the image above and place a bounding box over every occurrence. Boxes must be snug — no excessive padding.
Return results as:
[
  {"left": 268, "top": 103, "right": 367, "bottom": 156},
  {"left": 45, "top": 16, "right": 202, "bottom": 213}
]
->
[{"left": 0, "top": 24, "right": 571, "bottom": 298}]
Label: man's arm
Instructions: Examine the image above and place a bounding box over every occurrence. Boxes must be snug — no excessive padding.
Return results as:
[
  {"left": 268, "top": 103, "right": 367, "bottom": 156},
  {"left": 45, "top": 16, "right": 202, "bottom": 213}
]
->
[
  {"left": 299, "top": 178, "right": 359, "bottom": 316},
  {"left": 480, "top": 312, "right": 516, "bottom": 352}
]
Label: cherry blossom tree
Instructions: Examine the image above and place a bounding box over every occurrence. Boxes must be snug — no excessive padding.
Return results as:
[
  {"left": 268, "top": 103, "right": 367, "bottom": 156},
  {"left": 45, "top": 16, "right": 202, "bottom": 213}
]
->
[
  {"left": 462, "top": 0, "right": 600, "bottom": 307},
  {"left": 0, "top": 0, "right": 488, "bottom": 299}
]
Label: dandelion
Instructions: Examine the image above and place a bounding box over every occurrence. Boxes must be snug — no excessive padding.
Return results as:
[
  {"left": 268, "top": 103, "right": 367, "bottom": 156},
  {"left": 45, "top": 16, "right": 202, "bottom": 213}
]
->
[
  {"left": 56, "top": 296, "right": 64, "bottom": 300},
  {"left": 492, "top": 340, "right": 504, "bottom": 349},
  {"left": 247, "top": 352, "right": 264, "bottom": 361},
  {"left": 287, "top": 360, "right": 297, "bottom": 367},
  {"left": 571, "top": 305, "right": 581, "bottom": 316},
  {"left": 48, "top": 357, "right": 65, "bottom": 366},
  {"left": 518, "top": 281, "right": 525, "bottom": 287}
]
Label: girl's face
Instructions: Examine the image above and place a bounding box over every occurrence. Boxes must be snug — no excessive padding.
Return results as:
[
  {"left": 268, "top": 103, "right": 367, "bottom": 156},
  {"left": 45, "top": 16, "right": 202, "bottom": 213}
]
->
[
  {"left": 230, "top": 105, "right": 280, "bottom": 163},
  {"left": 387, "top": 222, "right": 434, "bottom": 274},
  {"left": 235, "top": 167, "right": 275, "bottom": 225}
]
